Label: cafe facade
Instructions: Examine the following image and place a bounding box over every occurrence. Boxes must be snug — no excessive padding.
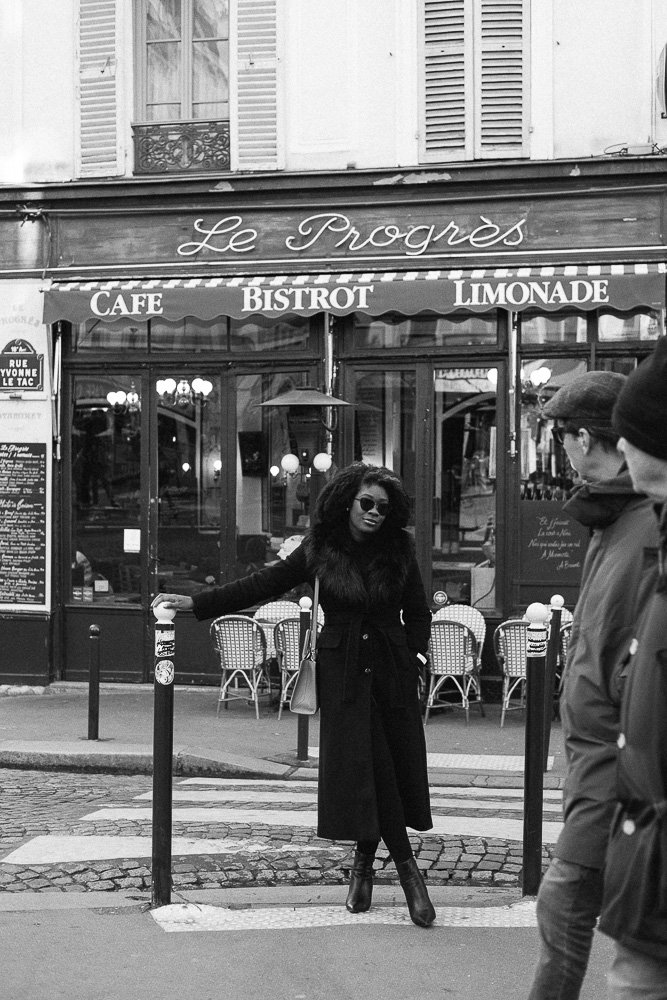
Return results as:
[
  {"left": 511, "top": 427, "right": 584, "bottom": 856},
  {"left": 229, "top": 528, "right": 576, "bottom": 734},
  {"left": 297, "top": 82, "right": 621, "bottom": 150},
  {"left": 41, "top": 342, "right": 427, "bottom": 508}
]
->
[{"left": 0, "top": 158, "right": 665, "bottom": 685}]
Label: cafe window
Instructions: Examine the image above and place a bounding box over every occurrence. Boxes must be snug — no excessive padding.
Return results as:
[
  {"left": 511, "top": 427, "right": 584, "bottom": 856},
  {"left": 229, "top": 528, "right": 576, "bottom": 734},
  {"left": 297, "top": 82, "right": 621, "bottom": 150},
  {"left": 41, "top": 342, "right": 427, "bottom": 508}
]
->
[
  {"left": 349, "top": 312, "right": 497, "bottom": 351},
  {"left": 597, "top": 307, "right": 663, "bottom": 342},
  {"left": 520, "top": 312, "right": 588, "bottom": 346},
  {"left": 70, "top": 315, "right": 317, "bottom": 354},
  {"left": 70, "top": 375, "right": 143, "bottom": 605}
]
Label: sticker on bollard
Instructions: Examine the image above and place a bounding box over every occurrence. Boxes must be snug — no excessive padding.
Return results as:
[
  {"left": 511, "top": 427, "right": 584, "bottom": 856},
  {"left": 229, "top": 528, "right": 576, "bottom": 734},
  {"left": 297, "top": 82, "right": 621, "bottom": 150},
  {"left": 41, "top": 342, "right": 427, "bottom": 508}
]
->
[
  {"left": 155, "top": 659, "right": 175, "bottom": 685},
  {"left": 527, "top": 627, "right": 548, "bottom": 656},
  {"left": 155, "top": 628, "right": 175, "bottom": 658}
]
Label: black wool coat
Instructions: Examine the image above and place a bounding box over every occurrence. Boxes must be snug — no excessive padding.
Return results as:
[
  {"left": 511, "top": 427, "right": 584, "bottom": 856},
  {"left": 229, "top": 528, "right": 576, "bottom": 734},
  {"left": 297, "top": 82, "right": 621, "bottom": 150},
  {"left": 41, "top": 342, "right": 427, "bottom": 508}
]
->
[{"left": 192, "top": 526, "right": 433, "bottom": 842}]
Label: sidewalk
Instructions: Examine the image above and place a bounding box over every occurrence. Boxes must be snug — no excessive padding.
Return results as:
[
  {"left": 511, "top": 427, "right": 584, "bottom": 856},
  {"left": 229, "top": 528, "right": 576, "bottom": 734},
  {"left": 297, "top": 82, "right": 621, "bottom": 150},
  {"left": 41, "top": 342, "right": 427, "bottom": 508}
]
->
[{"left": 0, "top": 682, "right": 566, "bottom": 787}]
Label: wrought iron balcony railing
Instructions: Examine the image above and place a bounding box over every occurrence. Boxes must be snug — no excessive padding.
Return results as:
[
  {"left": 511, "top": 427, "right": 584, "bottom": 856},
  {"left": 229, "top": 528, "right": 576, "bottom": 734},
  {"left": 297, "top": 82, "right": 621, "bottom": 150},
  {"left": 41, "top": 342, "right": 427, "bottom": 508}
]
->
[{"left": 132, "top": 119, "right": 231, "bottom": 175}]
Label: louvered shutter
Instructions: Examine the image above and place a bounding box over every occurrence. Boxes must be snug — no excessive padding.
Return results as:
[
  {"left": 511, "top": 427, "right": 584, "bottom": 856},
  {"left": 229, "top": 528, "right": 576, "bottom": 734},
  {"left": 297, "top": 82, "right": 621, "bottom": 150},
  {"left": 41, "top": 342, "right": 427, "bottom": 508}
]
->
[
  {"left": 474, "top": 0, "right": 528, "bottom": 157},
  {"left": 236, "top": 0, "right": 280, "bottom": 170},
  {"left": 77, "top": 0, "right": 120, "bottom": 178},
  {"left": 420, "top": 0, "right": 528, "bottom": 163},
  {"left": 421, "top": 0, "right": 469, "bottom": 162}
]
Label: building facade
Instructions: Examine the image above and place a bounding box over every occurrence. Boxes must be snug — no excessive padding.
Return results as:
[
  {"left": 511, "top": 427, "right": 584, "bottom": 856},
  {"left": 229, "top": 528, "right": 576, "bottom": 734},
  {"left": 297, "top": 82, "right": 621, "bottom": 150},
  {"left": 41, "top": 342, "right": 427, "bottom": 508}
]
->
[{"left": 0, "top": 1, "right": 665, "bottom": 684}]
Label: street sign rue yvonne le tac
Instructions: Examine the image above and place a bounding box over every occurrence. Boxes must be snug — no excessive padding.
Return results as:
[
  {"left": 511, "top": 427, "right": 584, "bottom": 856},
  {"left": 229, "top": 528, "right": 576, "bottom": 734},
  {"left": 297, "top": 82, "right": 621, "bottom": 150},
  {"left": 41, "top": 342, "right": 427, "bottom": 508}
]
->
[{"left": 0, "top": 339, "right": 44, "bottom": 392}]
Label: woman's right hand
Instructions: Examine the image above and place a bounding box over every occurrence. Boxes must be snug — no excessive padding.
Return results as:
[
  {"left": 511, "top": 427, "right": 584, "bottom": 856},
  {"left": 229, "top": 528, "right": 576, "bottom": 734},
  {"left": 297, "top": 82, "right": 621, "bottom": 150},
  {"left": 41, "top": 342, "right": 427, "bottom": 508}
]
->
[{"left": 151, "top": 593, "right": 194, "bottom": 613}]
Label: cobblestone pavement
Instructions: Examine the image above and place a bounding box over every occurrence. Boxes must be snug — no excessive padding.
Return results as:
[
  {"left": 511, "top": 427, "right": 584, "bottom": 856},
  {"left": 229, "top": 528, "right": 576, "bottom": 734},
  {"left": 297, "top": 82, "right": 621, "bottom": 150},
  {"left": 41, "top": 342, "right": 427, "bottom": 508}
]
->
[{"left": 0, "top": 769, "right": 553, "bottom": 894}]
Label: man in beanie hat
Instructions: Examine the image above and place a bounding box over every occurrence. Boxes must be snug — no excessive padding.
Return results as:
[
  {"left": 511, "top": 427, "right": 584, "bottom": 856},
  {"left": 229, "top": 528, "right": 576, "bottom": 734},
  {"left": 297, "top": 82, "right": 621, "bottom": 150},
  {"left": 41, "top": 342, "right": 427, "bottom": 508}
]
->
[
  {"left": 527, "top": 370, "right": 660, "bottom": 1000},
  {"left": 598, "top": 337, "right": 667, "bottom": 998}
]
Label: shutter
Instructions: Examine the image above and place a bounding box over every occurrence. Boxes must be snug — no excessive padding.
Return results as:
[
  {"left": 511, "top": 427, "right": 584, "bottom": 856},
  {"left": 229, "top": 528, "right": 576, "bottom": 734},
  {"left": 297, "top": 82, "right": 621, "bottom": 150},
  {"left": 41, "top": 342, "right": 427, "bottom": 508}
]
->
[
  {"left": 236, "top": 0, "right": 279, "bottom": 170},
  {"left": 474, "top": 0, "right": 528, "bottom": 157},
  {"left": 77, "top": 0, "right": 120, "bottom": 177},
  {"left": 421, "top": 0, "right": 470, "bottom": 162}
]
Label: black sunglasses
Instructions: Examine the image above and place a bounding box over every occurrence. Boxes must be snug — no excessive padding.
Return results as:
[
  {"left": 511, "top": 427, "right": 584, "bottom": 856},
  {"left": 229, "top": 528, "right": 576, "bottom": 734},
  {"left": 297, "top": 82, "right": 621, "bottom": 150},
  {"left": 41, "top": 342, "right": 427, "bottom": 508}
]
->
[{"left": 355, "top": 496, "right": 390, "bottom": 517}]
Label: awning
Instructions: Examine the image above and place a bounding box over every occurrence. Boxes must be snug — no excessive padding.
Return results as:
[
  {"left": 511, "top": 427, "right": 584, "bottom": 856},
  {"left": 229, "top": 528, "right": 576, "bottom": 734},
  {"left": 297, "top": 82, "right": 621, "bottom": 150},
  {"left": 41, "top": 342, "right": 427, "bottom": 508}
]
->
[{"left": 42, "top": 263, "right": 666, "bottom": 324}]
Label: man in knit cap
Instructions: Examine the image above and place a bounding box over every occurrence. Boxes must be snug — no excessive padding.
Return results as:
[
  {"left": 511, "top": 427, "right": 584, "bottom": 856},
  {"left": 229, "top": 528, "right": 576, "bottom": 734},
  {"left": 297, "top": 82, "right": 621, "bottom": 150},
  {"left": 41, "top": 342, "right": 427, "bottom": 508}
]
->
[
  {"left": 527, "top": 370, "right": 660, "bottom": 1000},
  {"left": 598, "top": 336, "right": 667, "bottom": 998}
]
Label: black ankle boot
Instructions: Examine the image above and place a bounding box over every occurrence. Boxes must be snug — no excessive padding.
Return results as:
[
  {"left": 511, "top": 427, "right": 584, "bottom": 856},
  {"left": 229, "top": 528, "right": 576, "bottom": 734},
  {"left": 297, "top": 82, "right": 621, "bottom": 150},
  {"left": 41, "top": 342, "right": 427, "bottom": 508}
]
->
[
  {"left": 345, "top": 850, "right": 375, "bottom": 913},
  {"left": 396, "top": 857, "right": 436, "bottom": 927}
]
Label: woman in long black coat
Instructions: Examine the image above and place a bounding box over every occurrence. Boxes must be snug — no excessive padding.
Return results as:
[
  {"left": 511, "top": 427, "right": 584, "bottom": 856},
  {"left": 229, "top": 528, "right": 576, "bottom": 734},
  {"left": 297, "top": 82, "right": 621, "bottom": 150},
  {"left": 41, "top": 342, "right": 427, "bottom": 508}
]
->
[{"left": 153, "top": 462, "right": 435, "bottom": 926}]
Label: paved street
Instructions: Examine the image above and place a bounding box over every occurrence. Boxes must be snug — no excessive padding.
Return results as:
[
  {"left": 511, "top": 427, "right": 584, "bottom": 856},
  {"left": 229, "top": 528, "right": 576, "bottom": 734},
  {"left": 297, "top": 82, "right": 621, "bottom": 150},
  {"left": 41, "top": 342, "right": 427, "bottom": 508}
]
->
[{"left": 0, "top": 768, "right": 558, "bottom": 895}]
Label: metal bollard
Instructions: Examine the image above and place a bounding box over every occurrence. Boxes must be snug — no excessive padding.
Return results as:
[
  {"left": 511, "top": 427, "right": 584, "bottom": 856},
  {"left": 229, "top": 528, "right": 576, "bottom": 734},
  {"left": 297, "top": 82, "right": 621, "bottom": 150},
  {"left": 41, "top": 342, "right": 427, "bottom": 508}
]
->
[
  {"left": 522, "top": 601, "right": 549, "bottom": 897},
  {"left": 87, "top": 624, "right": 101, "bottom": 741},
  {"left": 543, "top": 595, "right": 564, "bottom": 772},
  {"left": 151, "top": 603, "right": 176, "bottom": 908},
  {"left": 296, "top": 596, "right": 312, "bottom": 763}
]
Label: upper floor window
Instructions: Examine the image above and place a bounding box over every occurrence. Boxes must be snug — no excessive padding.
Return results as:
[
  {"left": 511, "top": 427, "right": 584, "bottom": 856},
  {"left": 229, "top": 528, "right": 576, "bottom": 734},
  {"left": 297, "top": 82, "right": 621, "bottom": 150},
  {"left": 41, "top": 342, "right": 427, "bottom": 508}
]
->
[
  {"left": 419, "top": 0, "right": 529, "bottom": 163},
  {"left": 137, "top": 0, "right": 229, "bottom": 123}
]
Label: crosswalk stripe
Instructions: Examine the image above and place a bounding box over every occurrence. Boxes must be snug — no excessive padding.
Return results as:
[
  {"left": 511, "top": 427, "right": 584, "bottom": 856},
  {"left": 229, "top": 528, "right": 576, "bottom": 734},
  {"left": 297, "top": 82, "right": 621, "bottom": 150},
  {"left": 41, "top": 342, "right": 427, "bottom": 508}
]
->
[
  {"left": 151, "top": 900, "right": 538, "bottom": 932},
  {"left": 132, "top": 789, "right": 562, "bottom": 813},
  {"left": 76, "top": 807, "right": 563, "bottom": 844},
  {"left": 178, "top": 778, "right": 562, "bottom": 801},
  {"left": 0, "top": 835, "right": 335, "bottom": 865}
]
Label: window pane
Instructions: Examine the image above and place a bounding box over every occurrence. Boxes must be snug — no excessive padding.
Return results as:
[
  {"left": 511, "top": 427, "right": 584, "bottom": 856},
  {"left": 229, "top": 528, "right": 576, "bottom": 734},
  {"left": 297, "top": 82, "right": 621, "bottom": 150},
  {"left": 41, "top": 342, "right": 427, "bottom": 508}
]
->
[
  {"left": 520, "top": 312, "right": 588, "bottom": 345},
  {"left": 156, "top": 376, "right": 222, "bottom": 596},
  {"left": 238, "top": 372, "right": 312, "bottom": 563},
  {"left": 598, "top": 308, "right": 663, "bottom": 342},
  {"left": 71, "top": 321, "right": 148, "bottom": 352},
  {"left": 71, "top": 376, "right": 142, "bottom": 606},
  {"left": 193, "top": 40, "right": 229, "bottom": 107},
  {"left": 431, "top": 367, "right": 497, "bottom": 610},
  {"left": 230, "top": 316, "right": 311, "bottom": 352},
  {"left": 193, "top": 0, "right": 229, "bottom": 38},
  {"left": 148, "top": 41, "right": 181, "bottom": 104},
  {"left": 147, "top": 0, "right": 182, "bottom": 39},
  {"left": 150, "top": 318, "right": 228, "bottom": 351},
  {"left": 352, "top": 370, "right": 417, "bottom": 525},
  {"left": 351, "top": 312, "right": 496, "bottom": 348}
]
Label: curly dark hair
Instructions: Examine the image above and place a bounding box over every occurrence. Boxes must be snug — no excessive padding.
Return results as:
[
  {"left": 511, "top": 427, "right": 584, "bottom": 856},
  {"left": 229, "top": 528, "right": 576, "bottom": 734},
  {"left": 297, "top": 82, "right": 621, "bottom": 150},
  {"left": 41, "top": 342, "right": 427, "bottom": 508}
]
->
[{"left": 312, "top": 462, "right": 411, "bottom": 541}]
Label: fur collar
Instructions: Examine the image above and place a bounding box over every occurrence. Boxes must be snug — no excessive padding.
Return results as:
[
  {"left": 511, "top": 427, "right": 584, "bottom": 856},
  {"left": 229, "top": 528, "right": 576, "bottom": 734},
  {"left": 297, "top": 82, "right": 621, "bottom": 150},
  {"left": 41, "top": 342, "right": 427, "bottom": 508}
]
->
[{"left": 303, "top": 526, "right": 413, "bottom": 607}]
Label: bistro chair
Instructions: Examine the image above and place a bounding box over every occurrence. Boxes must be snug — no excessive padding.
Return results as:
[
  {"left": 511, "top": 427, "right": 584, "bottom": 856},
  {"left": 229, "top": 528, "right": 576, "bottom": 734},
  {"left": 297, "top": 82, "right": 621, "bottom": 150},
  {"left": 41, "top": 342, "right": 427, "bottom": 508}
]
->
[
  {"left": 424, "top": 619, "right": 482, "bottom": 725},
  {"left": 210, "top": 615, "right": 271, "bottom": 720},
  {"left": 272, "top": 617, "right": 303, "bottom": 720},
  {"left": 493, "top": 618, "right": 530, "bottom": 727},
  {"left": 253, "top": 600, "right": 301, "bottom": 657},
  {"left": 432, "top": 603, "right": 486, "bottom": 717}
]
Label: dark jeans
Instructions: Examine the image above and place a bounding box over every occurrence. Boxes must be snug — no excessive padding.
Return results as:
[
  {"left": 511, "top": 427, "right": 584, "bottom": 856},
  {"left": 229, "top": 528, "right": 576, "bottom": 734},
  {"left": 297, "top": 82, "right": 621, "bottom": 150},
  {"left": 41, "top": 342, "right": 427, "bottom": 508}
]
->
[
  {"left": 527, "top": 856, "right": 604, "bottom": 1000},
  {"left": 609, "top": 943, "right": 667, "bottom": 1000}
]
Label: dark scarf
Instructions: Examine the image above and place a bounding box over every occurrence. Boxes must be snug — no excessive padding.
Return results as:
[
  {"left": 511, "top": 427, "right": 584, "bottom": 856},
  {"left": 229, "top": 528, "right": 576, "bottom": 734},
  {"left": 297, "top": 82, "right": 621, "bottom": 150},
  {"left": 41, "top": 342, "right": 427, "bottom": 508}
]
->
[
  {"left": 563, "top": 467, "right": 644, "bottom": 529},
  {"left": 302, "top": 524, "right": 413, "bottom": 607}
]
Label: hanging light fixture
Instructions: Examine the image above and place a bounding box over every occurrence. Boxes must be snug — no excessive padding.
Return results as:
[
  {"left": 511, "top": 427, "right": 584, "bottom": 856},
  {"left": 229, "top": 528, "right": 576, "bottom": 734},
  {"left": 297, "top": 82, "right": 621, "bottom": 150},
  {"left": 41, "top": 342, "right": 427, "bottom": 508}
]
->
[
  {"left": 260, "top": 385, "right": 349, "bottom": 482},
  {"left": 156, "top": 377, "right": 213, "bottom": 407},
  {"left": 106, "top": 380, "right": 141, "bottom": 413}
]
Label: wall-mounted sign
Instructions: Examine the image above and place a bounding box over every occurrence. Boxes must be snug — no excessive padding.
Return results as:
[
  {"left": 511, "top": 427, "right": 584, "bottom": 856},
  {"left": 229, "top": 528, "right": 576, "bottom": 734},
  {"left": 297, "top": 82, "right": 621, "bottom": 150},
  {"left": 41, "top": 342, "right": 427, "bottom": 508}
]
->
[
  {"left": 0, "top": 338, "right": 44, "bottom": 392},
  {"left": 0, "top": 442, "right": 47, "bottom": 605}
]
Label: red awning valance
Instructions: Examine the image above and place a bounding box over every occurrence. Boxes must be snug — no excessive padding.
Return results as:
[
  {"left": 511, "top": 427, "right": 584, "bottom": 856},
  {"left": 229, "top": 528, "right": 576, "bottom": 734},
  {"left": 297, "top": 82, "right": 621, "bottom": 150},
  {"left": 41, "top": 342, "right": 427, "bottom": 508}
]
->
[{"left": 42, "top": 263, "right": 666, "bottom": 324}]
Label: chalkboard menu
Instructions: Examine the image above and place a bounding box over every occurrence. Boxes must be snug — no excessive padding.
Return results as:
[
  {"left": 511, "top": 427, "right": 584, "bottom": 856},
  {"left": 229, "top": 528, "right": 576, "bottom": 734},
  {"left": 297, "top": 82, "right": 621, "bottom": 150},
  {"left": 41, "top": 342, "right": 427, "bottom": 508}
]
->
[
  {"left": 519, "top": 501, "right": 589, "bottom": 586},
  {"left": 0, "top": 442, "right": 47, "bottom": 604}
]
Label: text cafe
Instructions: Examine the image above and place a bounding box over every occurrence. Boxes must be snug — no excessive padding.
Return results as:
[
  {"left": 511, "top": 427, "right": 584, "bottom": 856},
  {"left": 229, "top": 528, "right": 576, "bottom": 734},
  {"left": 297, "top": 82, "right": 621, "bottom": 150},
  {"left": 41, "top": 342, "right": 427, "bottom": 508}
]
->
[{"left": 1, "top": 167, "right": 664, "bottom": 687}]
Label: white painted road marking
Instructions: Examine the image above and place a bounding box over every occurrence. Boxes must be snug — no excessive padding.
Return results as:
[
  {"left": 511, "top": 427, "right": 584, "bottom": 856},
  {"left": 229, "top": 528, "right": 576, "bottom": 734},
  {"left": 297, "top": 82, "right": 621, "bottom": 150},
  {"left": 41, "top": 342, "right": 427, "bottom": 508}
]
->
[
  {"left": 76, "top": 807, "right": 563, "bottom": 844},
  {"left": 132, "top": 788, "right": 562, "bottom": 812},
  {"left": 151, "top": 899, "right": 538, "bottom": 932},
  {"left": 1, "top": 836, "right": 334, "bottom": 865}
]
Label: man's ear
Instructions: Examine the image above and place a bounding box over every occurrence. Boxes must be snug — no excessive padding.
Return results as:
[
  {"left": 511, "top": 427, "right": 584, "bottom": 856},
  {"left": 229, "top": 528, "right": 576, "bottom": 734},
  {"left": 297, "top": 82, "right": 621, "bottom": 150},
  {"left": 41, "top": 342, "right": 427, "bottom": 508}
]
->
[{"left": 578, "top": 428, "right": 591, "bottom": 455}]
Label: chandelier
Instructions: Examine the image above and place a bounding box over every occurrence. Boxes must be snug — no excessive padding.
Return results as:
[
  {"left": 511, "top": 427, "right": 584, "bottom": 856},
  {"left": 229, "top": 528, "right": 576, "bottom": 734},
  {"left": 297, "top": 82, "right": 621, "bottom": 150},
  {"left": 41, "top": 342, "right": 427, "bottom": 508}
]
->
[
  {"left": 156, "top": 377, "right": 213, "bottom": 407},
  {"left": 106, "top": 381, "right": 141, "bottom": 413}
]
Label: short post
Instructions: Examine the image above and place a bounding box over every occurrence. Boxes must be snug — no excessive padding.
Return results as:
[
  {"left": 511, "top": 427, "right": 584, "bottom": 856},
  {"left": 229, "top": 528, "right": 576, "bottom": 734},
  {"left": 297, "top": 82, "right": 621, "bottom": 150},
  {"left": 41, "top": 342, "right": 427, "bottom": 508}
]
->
[
  {"left": 296, "top": 596, "right": 312, "bottom": 763},
  {"left": 87, "top": 624, "right": 101, "bottom": 741},
  {"left": 543, "top": 594, "right": 564, "bottom": 772},
  {"left": 522, "top": 601, "right": 549, "bottom": 897},
  {"left": 151, "top": 603, "right": 176, "bottom": 908}
]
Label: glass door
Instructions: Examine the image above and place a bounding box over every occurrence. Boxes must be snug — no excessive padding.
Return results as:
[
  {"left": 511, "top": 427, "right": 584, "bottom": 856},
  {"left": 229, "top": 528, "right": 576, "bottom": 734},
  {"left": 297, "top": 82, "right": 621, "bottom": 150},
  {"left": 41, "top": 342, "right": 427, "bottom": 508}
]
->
[{"left": 430, "top": 367, "right": 498, "bottom": 611}]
